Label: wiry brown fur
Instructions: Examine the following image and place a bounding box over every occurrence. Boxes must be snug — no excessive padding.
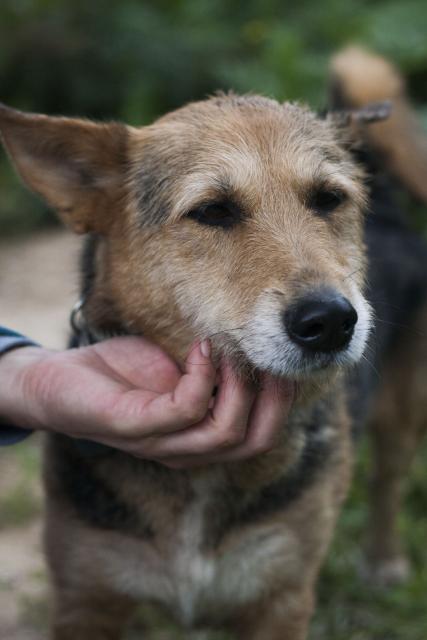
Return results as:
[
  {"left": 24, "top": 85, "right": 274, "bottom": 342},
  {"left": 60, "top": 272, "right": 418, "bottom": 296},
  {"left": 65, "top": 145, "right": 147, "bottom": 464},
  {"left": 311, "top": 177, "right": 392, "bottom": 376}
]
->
[{"left": 0, "top": 49, "right": 426, "bottom": 638}]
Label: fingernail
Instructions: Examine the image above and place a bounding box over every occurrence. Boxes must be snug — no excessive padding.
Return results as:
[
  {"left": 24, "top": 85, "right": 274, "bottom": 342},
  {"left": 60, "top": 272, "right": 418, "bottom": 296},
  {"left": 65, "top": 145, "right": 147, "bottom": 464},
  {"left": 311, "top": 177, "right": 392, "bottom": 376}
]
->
[{"left": 200, "top": 339, "right": 211, "bottom": 358}]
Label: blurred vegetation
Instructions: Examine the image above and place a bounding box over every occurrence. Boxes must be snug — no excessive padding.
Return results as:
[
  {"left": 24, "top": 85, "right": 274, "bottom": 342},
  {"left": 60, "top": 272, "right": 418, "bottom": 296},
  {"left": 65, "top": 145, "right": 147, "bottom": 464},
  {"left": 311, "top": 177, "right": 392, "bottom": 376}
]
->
[
  {"left": 0, "top": 439, "right": 42, "bottom": 526},
  {"left": 312, "top": 438, "right": 427, "bottom": 640},
  {"left": 0, "top": 0, "right": 427, "bottom": 234}
]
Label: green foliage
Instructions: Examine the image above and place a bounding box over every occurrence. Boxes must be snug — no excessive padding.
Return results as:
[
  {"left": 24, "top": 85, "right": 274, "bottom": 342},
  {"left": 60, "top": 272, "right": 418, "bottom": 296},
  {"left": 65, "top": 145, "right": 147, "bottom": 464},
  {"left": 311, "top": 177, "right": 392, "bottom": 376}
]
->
[
  {"left": 311, "top": 438, "right": 427, "bottom": 640},
  {"left": 0, "top": 482, "right": 41, "bottom": 526},
  {"left": 0, "top": 0, "right": 426, "bottom": 234},
  {"left": 0, "top": 440, "right": 42, "bottom": 526}
]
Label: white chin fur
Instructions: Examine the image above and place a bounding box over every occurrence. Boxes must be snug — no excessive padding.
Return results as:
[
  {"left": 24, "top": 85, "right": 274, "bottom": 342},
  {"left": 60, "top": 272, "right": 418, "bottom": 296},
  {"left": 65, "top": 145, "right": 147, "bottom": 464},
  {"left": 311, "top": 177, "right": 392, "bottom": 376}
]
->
[{"left": 237, "top": 287, "right": 372, "bottom": 379}]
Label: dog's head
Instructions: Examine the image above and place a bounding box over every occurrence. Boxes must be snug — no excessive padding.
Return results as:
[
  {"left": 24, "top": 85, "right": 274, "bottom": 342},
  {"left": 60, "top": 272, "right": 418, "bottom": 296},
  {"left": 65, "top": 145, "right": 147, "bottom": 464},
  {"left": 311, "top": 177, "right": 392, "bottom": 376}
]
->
[{"left": 0, "top": 96, "right": 372, "bottom": 382}]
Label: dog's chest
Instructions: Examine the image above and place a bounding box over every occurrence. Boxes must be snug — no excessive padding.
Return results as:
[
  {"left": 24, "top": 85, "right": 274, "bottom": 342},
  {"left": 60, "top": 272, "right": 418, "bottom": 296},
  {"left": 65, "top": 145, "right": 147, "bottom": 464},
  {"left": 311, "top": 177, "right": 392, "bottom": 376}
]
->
[
  {"left": 106, "top": 469, "right": 299, "bottom": 625},
  {"left": 169, "top": 472, "right": 220, "bottom": 623}
]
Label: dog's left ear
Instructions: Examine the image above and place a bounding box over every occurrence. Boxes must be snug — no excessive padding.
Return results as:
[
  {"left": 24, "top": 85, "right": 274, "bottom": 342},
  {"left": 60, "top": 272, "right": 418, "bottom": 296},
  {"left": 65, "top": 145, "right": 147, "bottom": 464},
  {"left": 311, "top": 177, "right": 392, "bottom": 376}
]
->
[{"left": 0, "top": 104, "right": 128, "bottom": 234}]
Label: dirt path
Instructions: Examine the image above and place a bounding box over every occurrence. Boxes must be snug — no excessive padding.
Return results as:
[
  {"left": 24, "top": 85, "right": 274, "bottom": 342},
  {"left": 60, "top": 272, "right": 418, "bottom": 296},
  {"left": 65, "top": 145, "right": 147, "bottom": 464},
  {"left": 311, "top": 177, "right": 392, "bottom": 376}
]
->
[
  {"left": 0, "top": 230, "right": 80, "bottom": 640},
  {"left": 0, "top": 229, "right": 81, "bottom": 348}
]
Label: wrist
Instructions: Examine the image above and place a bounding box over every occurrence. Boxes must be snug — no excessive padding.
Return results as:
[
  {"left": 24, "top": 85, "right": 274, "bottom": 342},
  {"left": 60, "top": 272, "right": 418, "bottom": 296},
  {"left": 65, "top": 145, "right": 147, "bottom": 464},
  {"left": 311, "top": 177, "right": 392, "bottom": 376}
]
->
[{"left": 0, "top": 346, "right": 53, "bottom": 430}]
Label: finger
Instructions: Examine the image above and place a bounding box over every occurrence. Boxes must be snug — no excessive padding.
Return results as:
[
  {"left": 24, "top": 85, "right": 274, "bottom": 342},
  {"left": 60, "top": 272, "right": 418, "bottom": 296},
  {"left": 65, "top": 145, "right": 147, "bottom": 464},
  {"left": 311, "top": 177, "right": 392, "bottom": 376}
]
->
[
  {"left": 153, "top": 375, "right": 294, "bottom": 466},
  {"left": 237, "top": 374, "right": 295, "bottom": 456},
  {"left": 109, "top": 339, "right": 216, "bottom": 437},
  {"left": 210, "top": 362, "right": 254, "bottom": 429},
  {"left": 134, "top": 362, "right": 256, "bottom": 458}
]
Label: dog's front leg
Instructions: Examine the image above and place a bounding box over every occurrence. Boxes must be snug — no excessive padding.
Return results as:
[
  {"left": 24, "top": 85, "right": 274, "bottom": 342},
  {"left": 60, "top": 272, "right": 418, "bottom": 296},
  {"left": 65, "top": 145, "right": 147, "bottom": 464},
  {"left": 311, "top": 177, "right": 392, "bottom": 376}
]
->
[
  {"left": 50, "top": 586, "right": 136, "bottom": 640},
  {"left": 230, "top": 588, "right": 314, "bottom": 640}
]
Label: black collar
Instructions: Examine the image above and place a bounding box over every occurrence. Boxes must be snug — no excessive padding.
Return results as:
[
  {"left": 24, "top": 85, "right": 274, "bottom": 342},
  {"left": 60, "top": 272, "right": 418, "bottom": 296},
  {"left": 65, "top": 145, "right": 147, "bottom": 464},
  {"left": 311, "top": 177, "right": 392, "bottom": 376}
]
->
[
  {"left": 70, "top": 297, "right": 99, "bottom": 347},
  {"left": 69, "top": 298, "right": 115, "bottom": 457}
]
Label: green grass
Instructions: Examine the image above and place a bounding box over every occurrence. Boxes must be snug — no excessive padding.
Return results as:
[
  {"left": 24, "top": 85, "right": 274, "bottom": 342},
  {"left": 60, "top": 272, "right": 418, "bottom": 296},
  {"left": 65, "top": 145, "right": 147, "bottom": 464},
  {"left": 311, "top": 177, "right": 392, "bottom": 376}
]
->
[
  {"left": 20, "top": 584, "right": 49, "bottom": 632},
  {"left": 0, "top": 439, "right": 42, "bottom": 527},
  {"left": 0, "top": 482, "right": 42, "bottom": 527},
  {"left": 311, "top": 438, "right": 427, "bottom": 640}
]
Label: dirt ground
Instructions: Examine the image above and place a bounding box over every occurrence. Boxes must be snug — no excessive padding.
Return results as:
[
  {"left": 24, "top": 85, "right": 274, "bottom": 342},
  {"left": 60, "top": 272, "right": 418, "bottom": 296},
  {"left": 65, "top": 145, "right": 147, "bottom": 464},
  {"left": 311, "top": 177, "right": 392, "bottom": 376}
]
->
[
  {"left": 0, "top": 229, "right": 81, "bottom": 349},
  {"left": 0, "top": 230, "right": 80, "bottom": 640}
]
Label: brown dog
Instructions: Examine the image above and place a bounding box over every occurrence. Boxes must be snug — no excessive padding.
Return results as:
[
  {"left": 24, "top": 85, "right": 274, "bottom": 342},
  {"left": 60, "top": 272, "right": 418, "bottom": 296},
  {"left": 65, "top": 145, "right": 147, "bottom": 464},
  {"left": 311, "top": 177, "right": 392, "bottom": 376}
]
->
[{"left": 1, "top": 48, "right": 426, "bottom": 639}]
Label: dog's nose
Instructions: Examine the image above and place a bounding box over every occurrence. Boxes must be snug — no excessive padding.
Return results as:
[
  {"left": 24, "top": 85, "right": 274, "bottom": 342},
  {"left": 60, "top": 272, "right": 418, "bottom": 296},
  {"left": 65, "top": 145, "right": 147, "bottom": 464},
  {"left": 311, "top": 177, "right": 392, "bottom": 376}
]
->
[{"left": 285, "top": 289, "right": 358, "bottom": 353}]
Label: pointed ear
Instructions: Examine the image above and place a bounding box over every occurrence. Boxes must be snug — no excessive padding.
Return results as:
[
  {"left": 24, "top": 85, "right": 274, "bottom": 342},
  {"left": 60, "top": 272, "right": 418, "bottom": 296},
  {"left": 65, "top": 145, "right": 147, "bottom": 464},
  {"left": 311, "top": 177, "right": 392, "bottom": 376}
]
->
[
  {"left": 325, "top": 101, "right": 392, "bottom": 149},
  {"left": 0, "top": 104, "right": 128, "bottom": 234},
  {"left": 327, "top": 100, "right": 392, "bottom": 127}
]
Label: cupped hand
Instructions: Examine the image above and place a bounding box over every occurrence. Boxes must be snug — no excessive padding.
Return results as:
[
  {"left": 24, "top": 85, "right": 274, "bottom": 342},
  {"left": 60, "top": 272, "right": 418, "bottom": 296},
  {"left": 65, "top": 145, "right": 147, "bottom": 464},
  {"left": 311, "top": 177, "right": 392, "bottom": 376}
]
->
[{"left": 0, "top": 336, "right": 294, "bottom": 467}]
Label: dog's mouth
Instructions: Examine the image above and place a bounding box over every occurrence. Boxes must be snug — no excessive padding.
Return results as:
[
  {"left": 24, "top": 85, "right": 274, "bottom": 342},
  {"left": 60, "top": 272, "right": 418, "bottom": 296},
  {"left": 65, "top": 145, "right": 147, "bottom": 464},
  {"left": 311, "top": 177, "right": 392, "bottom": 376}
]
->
[{"left": 227, "top": 338, "right": 350, "bottom": 382}]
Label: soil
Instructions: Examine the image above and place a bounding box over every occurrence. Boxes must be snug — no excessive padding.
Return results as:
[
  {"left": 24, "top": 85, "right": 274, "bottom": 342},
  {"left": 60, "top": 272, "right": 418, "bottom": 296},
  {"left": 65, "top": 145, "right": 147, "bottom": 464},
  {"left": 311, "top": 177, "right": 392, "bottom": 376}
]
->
[{"left": 0, "top": 229, "right": 81, "bottom": 349}]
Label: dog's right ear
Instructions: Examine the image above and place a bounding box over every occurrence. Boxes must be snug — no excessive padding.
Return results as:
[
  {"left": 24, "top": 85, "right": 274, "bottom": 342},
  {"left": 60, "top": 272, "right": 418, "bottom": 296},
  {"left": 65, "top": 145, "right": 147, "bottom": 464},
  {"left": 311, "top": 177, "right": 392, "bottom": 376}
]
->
[
  {"left": 0, "top": 104, "right": 128, "bottom": 234},
  {"left": 327, "top": 101, "right": 392, "bottom": 128}
]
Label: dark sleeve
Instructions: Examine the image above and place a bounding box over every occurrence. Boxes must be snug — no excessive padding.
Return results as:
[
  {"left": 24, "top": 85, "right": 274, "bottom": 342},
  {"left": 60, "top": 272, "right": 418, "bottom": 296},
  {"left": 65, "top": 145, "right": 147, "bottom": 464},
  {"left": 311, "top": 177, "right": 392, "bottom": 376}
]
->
[{"left": 0, "top": 327, "right": 39, "bottom": 446}]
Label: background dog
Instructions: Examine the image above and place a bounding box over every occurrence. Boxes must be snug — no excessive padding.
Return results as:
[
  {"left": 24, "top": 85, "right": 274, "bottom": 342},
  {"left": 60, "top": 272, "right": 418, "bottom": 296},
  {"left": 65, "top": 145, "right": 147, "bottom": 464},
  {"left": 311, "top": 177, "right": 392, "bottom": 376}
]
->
[{"left": 0, "top": 48, "right": 426, "bottom": 639}]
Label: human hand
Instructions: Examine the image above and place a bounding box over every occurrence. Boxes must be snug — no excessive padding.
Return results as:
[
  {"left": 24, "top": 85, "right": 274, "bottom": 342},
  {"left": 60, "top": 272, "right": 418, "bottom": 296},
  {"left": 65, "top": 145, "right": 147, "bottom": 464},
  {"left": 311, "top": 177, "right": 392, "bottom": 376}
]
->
[{"left": 0, "top": 336, "right": 294, "bottom": 467}]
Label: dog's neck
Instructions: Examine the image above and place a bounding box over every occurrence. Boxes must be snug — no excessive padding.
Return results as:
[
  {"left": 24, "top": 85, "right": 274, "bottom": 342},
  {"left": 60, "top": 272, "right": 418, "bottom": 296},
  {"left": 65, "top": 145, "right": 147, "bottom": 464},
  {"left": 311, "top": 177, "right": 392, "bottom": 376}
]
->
[
  {"left": 68, "top": 291, "right": 347, "bottom": 492},
  {"left": 69, "top": 296, "right": 128, "bottom": 347}
]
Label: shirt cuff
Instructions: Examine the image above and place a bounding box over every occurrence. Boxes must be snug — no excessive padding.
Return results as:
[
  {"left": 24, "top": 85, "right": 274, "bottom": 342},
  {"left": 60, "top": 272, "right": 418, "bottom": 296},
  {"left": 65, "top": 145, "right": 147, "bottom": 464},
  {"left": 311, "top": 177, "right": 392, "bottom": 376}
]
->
[
  {"left": 0, "top": 327, "right": 39, "bottom": 445},
  {"left": 0, "top": 423, "right": 33, "bottom": 445}
]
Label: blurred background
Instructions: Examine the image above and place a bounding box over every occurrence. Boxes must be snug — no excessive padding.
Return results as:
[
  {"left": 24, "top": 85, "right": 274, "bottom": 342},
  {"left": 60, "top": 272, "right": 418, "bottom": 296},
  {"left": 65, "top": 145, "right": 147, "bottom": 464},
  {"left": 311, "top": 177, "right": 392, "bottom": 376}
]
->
[
  {"left": 1, "top": 0, "right": 427, "bottom": 235},
  {"left": 0, "top": 1, "right": 427, "bottom": 639}
]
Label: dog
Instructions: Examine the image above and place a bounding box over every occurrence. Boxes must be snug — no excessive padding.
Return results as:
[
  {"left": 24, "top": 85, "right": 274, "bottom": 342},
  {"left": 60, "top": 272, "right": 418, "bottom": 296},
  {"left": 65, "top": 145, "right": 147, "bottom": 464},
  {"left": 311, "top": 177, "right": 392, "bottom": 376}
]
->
[{"left": 1, "top": 47, "right": 426, "bottom": 639}]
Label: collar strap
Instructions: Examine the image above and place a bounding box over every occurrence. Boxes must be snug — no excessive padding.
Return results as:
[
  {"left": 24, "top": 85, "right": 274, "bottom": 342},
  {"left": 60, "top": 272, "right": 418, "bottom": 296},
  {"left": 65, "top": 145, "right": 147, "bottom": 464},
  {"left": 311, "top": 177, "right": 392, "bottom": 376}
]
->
[
  {"left": 0, "top": 327, "right": 40, "bottom": 445},
  {"left": 69, "top": 297, "right": 97, "bottom": 347},
  {"left": 69, "top": 299, "right": 114, "bottom": 457}
]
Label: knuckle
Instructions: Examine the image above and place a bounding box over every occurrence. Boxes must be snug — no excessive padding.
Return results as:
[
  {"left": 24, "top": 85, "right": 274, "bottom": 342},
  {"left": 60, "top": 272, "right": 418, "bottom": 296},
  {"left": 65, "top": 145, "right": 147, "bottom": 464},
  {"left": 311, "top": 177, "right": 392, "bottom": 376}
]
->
[
  {"left": 251, "top": 436, "right": 277, "bottom": 456},
  {"left": 177, "top": 401, "right": 207, "bottom": 424},
  {"left": 104, "top": 414, "right": 136, "bottom": 439},
  {"left": 98, "top": 396, "right": 143, "bottom": 439},
  {"left": 216, "top": 425, "right": 246, "bottom": 450}
]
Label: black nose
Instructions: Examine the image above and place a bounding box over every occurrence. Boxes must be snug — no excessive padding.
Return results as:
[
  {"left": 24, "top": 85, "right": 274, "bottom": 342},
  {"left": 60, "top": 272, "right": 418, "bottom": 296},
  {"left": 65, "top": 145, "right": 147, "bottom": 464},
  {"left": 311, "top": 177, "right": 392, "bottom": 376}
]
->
[{"left": 285, "top": 289, "right": 358, "bottom": 353}]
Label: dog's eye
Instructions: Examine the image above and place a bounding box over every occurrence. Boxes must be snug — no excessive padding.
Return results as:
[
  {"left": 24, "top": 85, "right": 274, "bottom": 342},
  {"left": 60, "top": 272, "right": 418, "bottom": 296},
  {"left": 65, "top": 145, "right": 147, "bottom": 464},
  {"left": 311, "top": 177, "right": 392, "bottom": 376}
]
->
[
  {"left": 309, "top": 189, "right": 346, "bottom": 215},
  {"left": 186, "top": 202, "right": 240, "bottom": 228}
]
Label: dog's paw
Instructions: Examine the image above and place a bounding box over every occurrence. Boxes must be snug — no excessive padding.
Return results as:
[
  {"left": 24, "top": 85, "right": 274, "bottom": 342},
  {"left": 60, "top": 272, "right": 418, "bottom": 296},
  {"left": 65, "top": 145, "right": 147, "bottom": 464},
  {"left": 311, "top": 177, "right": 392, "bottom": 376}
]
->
[{"left": 358, "top": 555, "right": 410, "bottom": 587}]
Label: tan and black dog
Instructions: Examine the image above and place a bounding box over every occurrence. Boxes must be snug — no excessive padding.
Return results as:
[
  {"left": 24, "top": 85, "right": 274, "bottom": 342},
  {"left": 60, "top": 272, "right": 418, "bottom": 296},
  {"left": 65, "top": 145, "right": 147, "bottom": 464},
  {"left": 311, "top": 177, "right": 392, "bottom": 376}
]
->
[{"left": 1, "top": 48, "right": 427, "bottom": 639}]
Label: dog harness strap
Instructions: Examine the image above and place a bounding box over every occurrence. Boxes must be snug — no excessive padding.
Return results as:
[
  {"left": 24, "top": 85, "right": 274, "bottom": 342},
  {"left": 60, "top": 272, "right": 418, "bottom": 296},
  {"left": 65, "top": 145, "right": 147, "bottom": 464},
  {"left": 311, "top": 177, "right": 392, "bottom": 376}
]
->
[{"left": 0, "top": 326, "right": 39, "bottom": 445}]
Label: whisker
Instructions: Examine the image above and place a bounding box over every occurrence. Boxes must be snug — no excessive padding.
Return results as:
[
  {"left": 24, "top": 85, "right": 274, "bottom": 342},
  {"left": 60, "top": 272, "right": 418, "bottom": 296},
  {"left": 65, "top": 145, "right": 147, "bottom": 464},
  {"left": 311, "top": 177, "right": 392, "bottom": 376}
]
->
[
  {"left": 359, "top": 352, "right": 381, "bottom": 380},
  {"left": 205, "top": 327, "right": 244, "bottom": 340},
  {"left": 343, "top": 267, "right": 365, "bottom": 283},
  {"left": 367, "top": 299, "right": 404, "bottom": 311},
  {"left": 374, "top": 317, "right": 426, "bottom": 337}
]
